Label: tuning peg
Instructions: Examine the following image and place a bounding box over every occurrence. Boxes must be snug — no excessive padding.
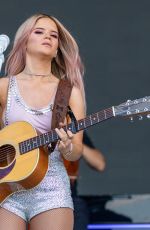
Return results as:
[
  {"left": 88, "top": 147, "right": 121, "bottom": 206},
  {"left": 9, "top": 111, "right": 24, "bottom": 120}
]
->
[
  {"left": 134, "top": 100, "right": 138, "bottom": 104},
  {"left": 135, "top": 109, "right": 140, "bottom": 113},
  {"left": 127, "top": 111, "right": 131, "bottom": 115},
  {"left": 130, "top": 116, "right": 134, "bottom": 122},
  {"left": 143, "top": 98, "right": 147, "bottom": 102},
  {"left": 126, "top": 100, "right": 131, "bottom": 105},
  {"left": 147, "top": 114, "right": 150, "bottom": 119},
  {"left": 138, "top": 115, "right": 143, "bottom": 120}
]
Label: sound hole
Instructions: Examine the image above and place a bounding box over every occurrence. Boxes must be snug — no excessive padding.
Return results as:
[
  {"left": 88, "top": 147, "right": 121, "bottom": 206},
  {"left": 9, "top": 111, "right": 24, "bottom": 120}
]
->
[{"left": 0, "top": 144, "right": 16, "bottom": 167}]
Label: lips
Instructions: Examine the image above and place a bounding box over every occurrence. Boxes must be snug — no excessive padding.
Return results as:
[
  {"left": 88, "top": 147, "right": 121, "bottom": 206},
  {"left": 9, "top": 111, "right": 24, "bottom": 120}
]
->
[{"left": 42, "top": 42, "right": 51, "bottom": 47}]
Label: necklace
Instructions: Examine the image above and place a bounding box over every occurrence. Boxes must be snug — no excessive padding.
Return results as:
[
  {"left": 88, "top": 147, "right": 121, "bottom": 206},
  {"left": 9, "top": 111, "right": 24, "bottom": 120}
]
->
[{"left": 23, "top": 70, "right": 51, "bottom": 78}]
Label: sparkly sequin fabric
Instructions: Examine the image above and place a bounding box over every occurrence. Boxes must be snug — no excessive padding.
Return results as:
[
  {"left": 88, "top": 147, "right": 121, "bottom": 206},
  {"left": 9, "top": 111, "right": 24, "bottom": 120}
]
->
[{"left": 0, "top": 76, "right": 73, "bottom": 221}]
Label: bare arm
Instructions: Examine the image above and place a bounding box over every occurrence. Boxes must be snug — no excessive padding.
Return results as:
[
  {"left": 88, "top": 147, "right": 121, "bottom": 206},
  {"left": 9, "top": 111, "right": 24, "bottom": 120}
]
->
[
  {"left": 0, "top": 77, "right": 9, "bottom": 128},
  {"left": 0, "top": 78, "right": 4, "bottom": 129},
  {"left": 82, "top": 144, "right": 106, "bottom": 171},
  {"left": 0, "top": 106, "right": 3, "bottom": 129}
]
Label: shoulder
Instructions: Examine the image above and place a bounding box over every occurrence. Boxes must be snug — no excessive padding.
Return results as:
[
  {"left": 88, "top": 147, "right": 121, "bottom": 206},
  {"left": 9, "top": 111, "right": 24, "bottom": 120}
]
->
[
  {"left": 0, "top": 76, "right": 9, "bottom": 92},
  {"left": 0, "top": 76, "right": 9, "bottom": 84},
  {"left": 0, "top": 76, "right": 9, "bottom": 105}
]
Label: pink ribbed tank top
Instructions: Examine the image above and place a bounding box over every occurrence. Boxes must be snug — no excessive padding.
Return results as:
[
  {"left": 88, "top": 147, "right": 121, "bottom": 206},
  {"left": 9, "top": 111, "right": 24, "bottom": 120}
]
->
[{"left": 3, "top": 76, "right": 56, "bottom": 134}]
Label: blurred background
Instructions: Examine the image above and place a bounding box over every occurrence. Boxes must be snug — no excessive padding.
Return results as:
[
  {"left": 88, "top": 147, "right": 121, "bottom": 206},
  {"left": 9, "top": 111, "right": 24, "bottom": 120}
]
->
[{"left": 1, "top": 0, "right": 150, "bottom": 228}]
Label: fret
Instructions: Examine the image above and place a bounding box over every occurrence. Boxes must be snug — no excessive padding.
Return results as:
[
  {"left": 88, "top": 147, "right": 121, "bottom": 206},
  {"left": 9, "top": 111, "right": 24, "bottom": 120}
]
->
[
  {"left": 105, "top": 108, "right": 113, "bottom": 118},
  {"left": 24, "top": 142, "right": 27, "bottom": 153},
  {"left": 52, "top": 130, "right": 59, "bottom": 142},
  {"left": 19, "top": 141, "right": 25, "bottom": 153},
  {"left": 96, "top": 112, "right": 100, "bottom": 122},
  {"left": 32, "top": 137, "right": 38, "bottom": 147},
  {"left": 98, "top": 111, "right": 105, "bottom": 121},
  {"left": 90, "top": 113, "right": 99, "bottom": 125},
  {"left": 43, "top": 133, "right": 49, "bottom": 144},
  {"left": 51, "top": 130, "right": 54, "bottom": 142},
  {"left": 67, "top": 123, "right": 72, "bottom": 131},
  {"left": 46, "top": 131, "right": 51, "bottom": 143},
  {"left": 104, "top": 110, "right": 107, "bottom": 119},
  {"left": 78, "top": 119, "right": 85, "bottom": 130},
  {"left": 89, "top": 115, "right": 93, "bottom": 125},
  {"left": 84, "top": 118, "right": 88, "bottom": 127},
  {"left": 69, "top": 123, "right": 76, "bottom": 133},
  {"left": 47, "top": 133, "right": 50, "bottom": 143},
  {"left": 36, "top": 136, "right": 39, "bottom": 145},
  {"left": 39, "top": 135, "right": 44, "bottom": 146},
  {"left": 84, "top": 118, "right": 86, "bottom": 129},
  {"left": 32, "top": 141, "right": 37, "bottom": 148},
  {"left": 30, "top": 139, "right": 34, "bottom": 150},
  {"left": 26, "top": 139, "right": 31, "bottom": 152}
]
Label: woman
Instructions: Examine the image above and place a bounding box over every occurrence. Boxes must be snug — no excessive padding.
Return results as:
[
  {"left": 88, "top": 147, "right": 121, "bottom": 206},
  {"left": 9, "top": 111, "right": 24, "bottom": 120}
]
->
[{"left": 0, "top": 14, "right": 85, "bottom": 230}]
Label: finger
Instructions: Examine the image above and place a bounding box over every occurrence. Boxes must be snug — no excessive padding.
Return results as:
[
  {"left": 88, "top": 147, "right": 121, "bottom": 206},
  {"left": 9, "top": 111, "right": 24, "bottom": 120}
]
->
[
  {"left": 59, "top": 128, "right": 69, "bottom": 142},
  {"left": 55, "top": 128, "right": 65, "bottom": 140},
  {"left": 58, "top": 140, "right": 72, "bottom": 154},
  {"left": 67, "top": 130, "right": 73, "bottom": 139},
  {"left": 55, "top": 128, "right": 68, "bottom": 142},
  {"left": 60, "top": 128, "right": 67, "bottom": 135},
  {"left": 59, "top": 140, "right": 66, "bottom": 148},
  {"left": 62, "top": 136, "right": 68, "bottom": 142}
]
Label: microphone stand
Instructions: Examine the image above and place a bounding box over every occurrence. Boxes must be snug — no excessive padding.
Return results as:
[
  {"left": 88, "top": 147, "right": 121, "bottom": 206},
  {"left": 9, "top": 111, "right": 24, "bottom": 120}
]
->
[{"left": 0, "top": 54, "right": 4, "bottom": 73}]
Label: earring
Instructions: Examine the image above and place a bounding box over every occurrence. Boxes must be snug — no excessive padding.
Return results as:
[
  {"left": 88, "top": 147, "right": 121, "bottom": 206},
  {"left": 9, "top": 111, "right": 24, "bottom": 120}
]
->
[{"left": 54, "top": 50, "right": 58, "bottom": 58}]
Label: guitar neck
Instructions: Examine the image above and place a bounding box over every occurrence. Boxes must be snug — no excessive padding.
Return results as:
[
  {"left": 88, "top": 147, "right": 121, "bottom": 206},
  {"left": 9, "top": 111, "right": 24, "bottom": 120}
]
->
[{"left": 19, "top": 107, "right": 114, "bottom": 154}]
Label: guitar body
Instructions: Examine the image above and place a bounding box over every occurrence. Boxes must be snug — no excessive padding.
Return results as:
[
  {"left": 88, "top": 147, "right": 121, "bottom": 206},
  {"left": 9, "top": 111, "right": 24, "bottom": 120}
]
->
[
  {"left": 63, "top": 159, "right": 79, "bottom": 178},
  {"left": 0, "top": 121, "right": 49, "bottom": 205}
]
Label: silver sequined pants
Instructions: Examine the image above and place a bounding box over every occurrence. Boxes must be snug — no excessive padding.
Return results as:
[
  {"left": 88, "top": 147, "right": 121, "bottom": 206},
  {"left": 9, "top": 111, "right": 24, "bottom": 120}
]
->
[{"left": 0, "top": 150, "right": 73, "bottom": 221}]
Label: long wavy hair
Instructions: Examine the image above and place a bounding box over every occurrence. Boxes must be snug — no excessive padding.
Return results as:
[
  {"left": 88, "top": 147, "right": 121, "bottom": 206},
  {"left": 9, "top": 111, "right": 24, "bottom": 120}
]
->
[{"left": 5, "top": 13, "right": 86, "bottom": 109}]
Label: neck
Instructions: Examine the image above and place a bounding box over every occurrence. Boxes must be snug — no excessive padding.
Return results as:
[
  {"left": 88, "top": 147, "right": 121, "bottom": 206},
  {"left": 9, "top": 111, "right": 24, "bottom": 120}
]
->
[{"left": 25, "top": 55, "right": 52, "bottom": 76}]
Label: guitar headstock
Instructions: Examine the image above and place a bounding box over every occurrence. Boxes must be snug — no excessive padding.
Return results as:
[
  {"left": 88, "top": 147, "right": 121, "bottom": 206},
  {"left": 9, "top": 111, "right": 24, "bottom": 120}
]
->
[{"left": 114, "top": 96, "right": 150, "bottom": 119}]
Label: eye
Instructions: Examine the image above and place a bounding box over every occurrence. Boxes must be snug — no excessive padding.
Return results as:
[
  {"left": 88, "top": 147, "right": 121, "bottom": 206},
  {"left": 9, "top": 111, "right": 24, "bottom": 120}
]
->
[
  {"left": 51, "top": 34, "right": 58, "bottom": 39},
  {"left": 34, "top": 30, "right": 43, "bottom": 34}
]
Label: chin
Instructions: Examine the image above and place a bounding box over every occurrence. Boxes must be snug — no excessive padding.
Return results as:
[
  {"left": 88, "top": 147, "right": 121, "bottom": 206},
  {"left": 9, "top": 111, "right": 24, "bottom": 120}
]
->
[{"left": 37, "top": 51, "right": 53, "bottom": 59}]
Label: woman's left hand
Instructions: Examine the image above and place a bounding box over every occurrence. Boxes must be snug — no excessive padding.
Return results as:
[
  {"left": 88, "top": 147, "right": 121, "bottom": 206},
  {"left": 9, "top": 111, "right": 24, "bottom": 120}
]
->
[{"left": 55, "top": 122, "right": 74, "bottom": 155}]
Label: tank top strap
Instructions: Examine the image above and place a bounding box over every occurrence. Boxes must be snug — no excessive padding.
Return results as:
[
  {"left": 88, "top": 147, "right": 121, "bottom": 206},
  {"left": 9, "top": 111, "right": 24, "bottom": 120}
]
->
[{"left": 4, "top": 76, "right": 15, "bottom": 126}]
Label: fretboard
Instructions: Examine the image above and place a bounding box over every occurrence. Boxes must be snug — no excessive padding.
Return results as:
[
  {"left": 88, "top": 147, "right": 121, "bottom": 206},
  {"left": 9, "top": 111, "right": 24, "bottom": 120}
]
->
[{"left": 19, "top": 107, "right": 114, "bottom": 154}]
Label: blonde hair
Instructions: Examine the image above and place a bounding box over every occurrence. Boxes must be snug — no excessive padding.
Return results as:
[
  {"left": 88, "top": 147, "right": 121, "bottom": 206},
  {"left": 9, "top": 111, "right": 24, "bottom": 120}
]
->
[{"left": 5, "top": 13, "right": 86, "bottom": 108}]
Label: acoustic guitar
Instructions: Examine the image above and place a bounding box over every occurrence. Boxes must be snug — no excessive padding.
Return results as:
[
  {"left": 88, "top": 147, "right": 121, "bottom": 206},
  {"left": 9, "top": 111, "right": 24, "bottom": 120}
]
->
[{"left": 0, "top": 96, "right": 150, "bottom": 204}]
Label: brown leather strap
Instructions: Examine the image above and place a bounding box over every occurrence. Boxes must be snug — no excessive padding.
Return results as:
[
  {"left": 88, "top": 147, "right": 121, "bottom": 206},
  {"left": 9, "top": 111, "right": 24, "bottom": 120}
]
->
[{"left": 49, "top": 78, "right": 73, "bottom": 152}]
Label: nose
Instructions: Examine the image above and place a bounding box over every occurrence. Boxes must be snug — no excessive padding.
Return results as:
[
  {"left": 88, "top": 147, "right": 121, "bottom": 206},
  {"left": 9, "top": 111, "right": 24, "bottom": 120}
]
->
[{"left": 44, "top": 32, "right": 51, "bottom": 40}]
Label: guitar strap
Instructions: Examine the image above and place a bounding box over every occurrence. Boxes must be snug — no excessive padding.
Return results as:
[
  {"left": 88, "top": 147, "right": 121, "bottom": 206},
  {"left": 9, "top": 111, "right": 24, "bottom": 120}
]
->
[
  {"left": 50, "top": 79, "right": 79, "bottom": 180},
  {"left": 49, "top": 78, "right": 73, "bottom": 153}
]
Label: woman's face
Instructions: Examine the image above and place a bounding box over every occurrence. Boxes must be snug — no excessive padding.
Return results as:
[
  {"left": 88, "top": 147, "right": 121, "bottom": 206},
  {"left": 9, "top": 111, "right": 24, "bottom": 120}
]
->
[{"left": 26, "top": 17, "right": 59, "bottom": 59}]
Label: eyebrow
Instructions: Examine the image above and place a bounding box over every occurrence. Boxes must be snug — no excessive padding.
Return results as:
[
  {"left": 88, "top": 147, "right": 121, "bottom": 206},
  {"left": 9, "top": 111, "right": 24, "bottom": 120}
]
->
[{"left": 33, "top": 27, "right": 58, "bottom": 34}]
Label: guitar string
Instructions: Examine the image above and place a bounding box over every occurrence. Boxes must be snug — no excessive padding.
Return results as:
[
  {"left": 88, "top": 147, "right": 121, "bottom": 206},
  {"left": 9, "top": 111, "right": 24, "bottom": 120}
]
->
[
  {"left": 0, "top": 149, "right": 16, "bottom": 162},
  {"left": 0, "top": 109, "right": 113, "bottom": 162}
]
